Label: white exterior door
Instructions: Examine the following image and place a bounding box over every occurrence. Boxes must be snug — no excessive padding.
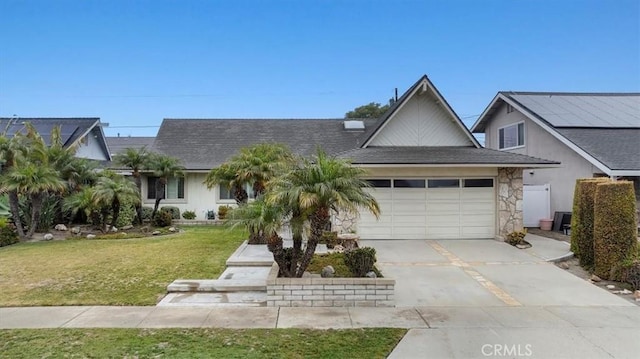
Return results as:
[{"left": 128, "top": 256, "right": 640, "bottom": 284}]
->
[{"left": 358, "top": 178, "right": 495, "bottom": 240}]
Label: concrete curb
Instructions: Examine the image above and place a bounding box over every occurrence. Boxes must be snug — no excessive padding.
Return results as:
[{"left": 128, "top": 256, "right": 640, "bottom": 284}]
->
[{"left": 546, "top": 251, "right": 574, "bottom": 263}]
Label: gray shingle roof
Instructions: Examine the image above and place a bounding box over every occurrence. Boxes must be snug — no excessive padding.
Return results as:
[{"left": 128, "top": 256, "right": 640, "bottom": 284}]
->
[
  {"left": 153, "top": 119, "right": 376, "bottom": 170},
  {"left": 508, "top": 92, "right": 640, "bottom": 128},
  {"left": 556, "top": 128, "right": 640, "bottom": 171},
  {"left": 106, "top": 136, "right": 156, "bottom": 156},
  {"left": 337, "top": 146, "right": 559, "bottom": 166},
  {"left": 0, "top": 117, "right": 99, "bottom": 147}
]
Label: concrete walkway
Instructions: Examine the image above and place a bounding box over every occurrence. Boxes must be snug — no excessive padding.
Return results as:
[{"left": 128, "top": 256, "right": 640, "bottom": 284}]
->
[{"left": 2, "top": 235, "right": 639, "bottom": 358}]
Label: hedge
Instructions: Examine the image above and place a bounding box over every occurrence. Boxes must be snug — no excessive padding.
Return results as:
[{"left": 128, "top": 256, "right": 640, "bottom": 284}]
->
[
  {"left": 570, "top": 178, "right": 609, "bottom": 268},
  {"left": 593, "top": 181, "right": 638, "bottom": 280}
]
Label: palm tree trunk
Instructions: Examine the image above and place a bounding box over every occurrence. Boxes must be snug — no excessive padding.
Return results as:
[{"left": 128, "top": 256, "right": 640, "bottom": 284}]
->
[
  {"left": 110, "top": 197, "right": 120, "bottom": 228},
  {"left": 26, "top": 193, "right": 43, "bottom": 239},
  {"left": 267, "top": 234, "right": 291, "bottom": 277},
  {"left": 134, "top": 174, "right": 143, "bottom": 225},
  {"left": 233, "top": 184, "right": 248, "bottom": 205},
  {"left": 151, "top": 178, "right": 165, "bottom": 219},
  {"left": 8, "top": 190, "right": 26, "bottom": 239},
  {"left": 289, "top": 211, "right": 303, "bottom": 275},
  {"left": 296, "top": 206, "right": 330, "bottom": 277}
]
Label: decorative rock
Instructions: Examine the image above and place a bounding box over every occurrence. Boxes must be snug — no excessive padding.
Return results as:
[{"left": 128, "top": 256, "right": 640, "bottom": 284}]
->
[
  {"left": 54, "top": 224, "right": 68, "bottom": 231},
  {"left": 71, "top": 227, "right": 81, "bottom": 234},
  {"left": 110, "top": 226, "right": 118, "bottom": 232},
  {"left": 168, "top": 227, "right": 177, "bottom": 232},
  {"left": 43, "top": 233, "right": 54, "bottom": 241},
  {"left": 515, "top": 243, "right": 531, "bottom": 249},
  {"left": 321, "top": 265, "right": 335, "bottom": 278},
  {"left": 152, "top": 230, "right": 161, "bottom": 235},
  {"left": 613, "top": 289, "right": 632, "bottom": 295},
  {"left": 86, "top": 234, "right": 96, "bottom": 239},
  {"left": 634, "top": 290, "right": 640, "bottom": 301},
  {"left": 590, "top": 274, "right": 602, "bottom": 282},
  {"left": 365, "top": 271, "right": 377, "bottom": 278},
  {"left": 606, "top": 284, "right": 616, "bottom": 290},
  {"left": 121, "top": 225, "right": 134, "bottom": 230},
  {"left": 558, "top": 262, "right": 570, "bottom": 270},
  {"left": 332, "top": 244, "right": 345, "bottom": 253}
]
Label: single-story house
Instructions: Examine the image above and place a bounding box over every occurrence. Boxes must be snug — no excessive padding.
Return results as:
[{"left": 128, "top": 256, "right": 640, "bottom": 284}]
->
[
  {"left": 140, "top": 75, "right": 558, "bottom": 240},
  {"left": 470, "top": 92, "right": 640, "bottom": 224},
  {"left": 106, "top": 136, "right": 155, "bottom": 158},
  {"left": 0, "top": 117, "right": 111, "bottom": 161}
]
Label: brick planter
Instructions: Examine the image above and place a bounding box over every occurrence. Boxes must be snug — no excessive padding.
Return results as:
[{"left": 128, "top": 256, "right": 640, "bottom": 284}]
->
[{"left": 266, "top": 263, "right": 395, "bottom": 307}]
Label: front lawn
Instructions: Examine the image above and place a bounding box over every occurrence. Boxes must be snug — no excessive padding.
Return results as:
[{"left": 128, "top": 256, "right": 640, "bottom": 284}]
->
[
  {"left": 0, "top": 226, "right": 246, "bottom": 306},
  {"left": 0, "top": 328, "right": 406, "bottom": 358}
]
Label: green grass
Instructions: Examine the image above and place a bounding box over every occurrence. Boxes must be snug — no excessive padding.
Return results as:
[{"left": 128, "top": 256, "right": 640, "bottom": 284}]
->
[
  {"left": 0, "top": 226, "right": 246, "bottom": 306},
  {"left": 0, "top": 328, "right": 406, "bottom": 358}
]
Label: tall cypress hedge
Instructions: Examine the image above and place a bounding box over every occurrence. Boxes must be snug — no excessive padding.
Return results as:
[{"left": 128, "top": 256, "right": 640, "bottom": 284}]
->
[
  {"left": 571, "top": 178, "right": 610, "bottom": 268},
  {"left": 593, "top": 181, "right": 638, "bottom": 280}
]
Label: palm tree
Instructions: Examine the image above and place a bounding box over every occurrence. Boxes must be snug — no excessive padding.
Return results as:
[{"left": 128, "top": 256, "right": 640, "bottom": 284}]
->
[
  {"left": 63, "top": 187, "right": 102, "bottom": 226},
  {"left": 93, "top": 171, "right": 140, "bottom": 230},
  {"left": 234, "top": 143, "right": 293, "bottom": 197},
  {"left": 113, "top": 147, "right": 150, "bottom": 224},
  {"left": 0, "top": 133, "right": 30, "bottom": 237},
  {"left": 148, "top": 153, "right": 184, "bottom": 219},
  {"left": 0, "top": 162, "right": 65, "bottom": 239},
  {"left": 269, "top": 150, "right": 380, "bottom": 277},
  {"left": 204, "top": 162, "right": 248, "bottom": 205}
]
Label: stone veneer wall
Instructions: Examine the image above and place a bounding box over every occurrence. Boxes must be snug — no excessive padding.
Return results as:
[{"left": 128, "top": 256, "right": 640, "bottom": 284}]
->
[
  {"left": 331, "top": 210, "right": 358, "bottom": 234},
  {"left": 266, "top": 264, "right": 395, "bottom": 307},
  {"left": 497, "top": 167, "right": 524, "bottom": 239}
]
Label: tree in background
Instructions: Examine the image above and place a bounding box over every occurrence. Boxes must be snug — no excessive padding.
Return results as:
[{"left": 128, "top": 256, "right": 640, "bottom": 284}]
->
[
  {"left": 93, "top": 170, "right": 140, "bottom": 230},
  {"left": 345, "top": 102, "right": 390, "bottom": 119}
]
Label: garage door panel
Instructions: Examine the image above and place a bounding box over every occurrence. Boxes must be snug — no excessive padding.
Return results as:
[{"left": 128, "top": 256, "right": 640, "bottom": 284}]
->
[{"left": 357, "top": 177, "right": 496, "bottom": 240}]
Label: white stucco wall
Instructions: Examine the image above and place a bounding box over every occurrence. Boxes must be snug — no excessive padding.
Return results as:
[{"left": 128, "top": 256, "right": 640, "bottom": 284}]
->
[
  {"left": 484, "top": 102, "right": 602, "bottom": 214},
  {"left": 141, "top": 172, "right": 235, "bottom": 220},
  {"left": 75, "top": 129, "right": 109, "bottom": 160}
]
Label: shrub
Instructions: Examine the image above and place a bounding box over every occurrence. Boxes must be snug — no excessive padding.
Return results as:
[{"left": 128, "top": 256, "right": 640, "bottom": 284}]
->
[
  {"left": 593, "top": 181, "right": 638, "bottom": 280},
  {"left": 0, "top": 217, "right": 19, "bottom": 247},
  {"left": 218, "top": 205, "right": 231, "bottom": 220},
  {"left": 160, "top": 206, "right": 181, "bottom": 220},
  {"left": 115, "top": 200, "right": 136, "bottom": 228},
  {"left": 141, "top": 206, "right": 154, "bottom": 221},
  {"left": 320, "top": 231, "right": 339, "bottom": 249},
  {"left": 182, "top": 210, "right": 197, "bottom": 220},
  {"left": 344, "top": 247, "right": 377, "bottom": 277},
  {"left": 152, "top": 210, "right": 173, "bottom": 227},
  {"left": 571, "top": 178, "right": 610, "bottom": 268},
  {"left": 621, "top": 259, "right": 640, "bottom": 291},
  {"left": 505, "top": 229, "right": 527, "bottom": 246}
]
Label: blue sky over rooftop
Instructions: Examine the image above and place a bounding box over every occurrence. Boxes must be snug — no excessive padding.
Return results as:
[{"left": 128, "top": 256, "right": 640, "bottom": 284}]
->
[{"left": 1, "top": 0, "right": 638, "bottom": 137}]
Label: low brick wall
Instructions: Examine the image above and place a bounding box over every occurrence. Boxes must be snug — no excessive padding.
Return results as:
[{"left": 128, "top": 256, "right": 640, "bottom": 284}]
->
[{"left": 266, "top": 263, "right": 395, "bottom": 307}]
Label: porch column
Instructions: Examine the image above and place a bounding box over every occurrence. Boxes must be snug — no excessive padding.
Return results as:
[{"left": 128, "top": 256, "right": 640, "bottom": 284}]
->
[{"left": 497, "top": 167, "right": 523, "bottom": 239}]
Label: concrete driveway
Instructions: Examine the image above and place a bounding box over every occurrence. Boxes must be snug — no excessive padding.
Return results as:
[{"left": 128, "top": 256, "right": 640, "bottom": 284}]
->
[{"left": 360, "top": 237, "right": 633, "bottom": 308}]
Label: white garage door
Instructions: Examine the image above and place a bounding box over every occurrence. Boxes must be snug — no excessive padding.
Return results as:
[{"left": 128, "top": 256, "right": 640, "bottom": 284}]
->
[{"left": 358, "top": 178, "right": 495, "bottom": 240}]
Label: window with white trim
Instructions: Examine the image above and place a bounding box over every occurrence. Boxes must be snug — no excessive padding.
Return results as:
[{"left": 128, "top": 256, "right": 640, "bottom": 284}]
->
[
  {"left": 147, "top": 176, "right": 184, "bottom": 199},
  {"left": 498, "top": 122, "right": 525, "bottom": 149},
  {"left": 219, "top": 184, "right": 255, "bottom": 201}
]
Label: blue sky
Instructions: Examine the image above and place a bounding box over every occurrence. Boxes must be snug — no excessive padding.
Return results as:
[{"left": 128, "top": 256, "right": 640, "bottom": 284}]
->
[{"left": 1, "top": 0, "right": 638, "bottom": 137}]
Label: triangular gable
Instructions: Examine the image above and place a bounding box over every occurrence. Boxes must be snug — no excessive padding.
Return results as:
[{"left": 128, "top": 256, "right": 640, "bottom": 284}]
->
[{"left": 362, "top": 75, "right": 480, "bottom": 148}]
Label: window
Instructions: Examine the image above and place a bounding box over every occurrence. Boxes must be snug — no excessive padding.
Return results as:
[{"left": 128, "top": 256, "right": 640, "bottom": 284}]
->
[
  {"left": 427, "top": 179, "right": 460, "bottom": 188},
  {"left": 219, "top": 183, "right": 255, "bottom": 201},
  {"left": 393, "top": 179, "right": 426, "bottom": 188},
  {"left": 463, "top": 179, "right": 494, "bottom": 188},
  {"left": 366, "top": 179, "right": 392, "bottom": 188},
  {"left": 498, "top": 122, "right": 525, "bottom": 149},
  {"left": 147, "top": 176, "right": 184, "bottom": 199}
]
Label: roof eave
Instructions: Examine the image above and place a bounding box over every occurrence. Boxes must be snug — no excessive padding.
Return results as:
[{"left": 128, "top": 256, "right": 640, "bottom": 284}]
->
[{"left": 351, "top": 163, "right": 560, "bottom": 168}]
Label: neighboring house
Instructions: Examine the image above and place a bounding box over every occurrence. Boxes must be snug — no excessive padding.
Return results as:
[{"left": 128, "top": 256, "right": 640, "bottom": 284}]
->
[
  {"left": 0, "top": 117, "right": 111, "bottom": 161},
  {"left": 141, "top": 75, "right": 558, "bottom": 240},
  {"left": 106, "top": 136, "right": 155, "bottom": 157},
  {"left": 471, "top": 92, "right": 640, "bottom": 222}
]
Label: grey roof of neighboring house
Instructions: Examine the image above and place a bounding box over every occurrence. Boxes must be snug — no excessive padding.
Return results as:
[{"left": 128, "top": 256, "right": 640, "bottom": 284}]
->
[
  {"left": 106, "top": 136, "right": 156, "bottom": 156},
  {"left": 507, "top": 92, "right": 640, "bottom": 128},
  {"left": 556, "top": 128, "right": 640, "bottom": 171},
  {"left": 0, "top": 117, "right": 100, "bottom": 147},
  {"left": 337, "top": 146, "right": 559, "bottom": 166},
  {"left": 153, "top": 118, "right": 377, "bottom": 170}
]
